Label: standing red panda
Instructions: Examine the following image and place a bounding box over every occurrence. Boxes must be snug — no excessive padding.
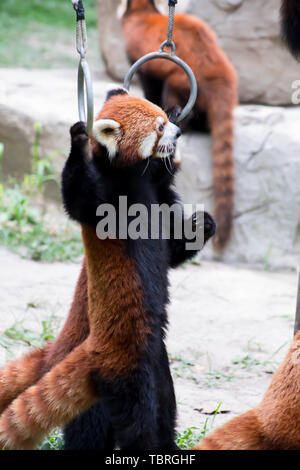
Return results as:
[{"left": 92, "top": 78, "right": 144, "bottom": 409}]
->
[
  {"left": 121, "top": 0, "right": 238, "bottom": 252},
  {"left": 193, "top": 331, "right": 300, "bottom": 450},
  {"left": 0, "top": 88, "right": 215, "bottom": 450},
  {"left": 281, "top": 0, "right": 300, "bottom": 58}
]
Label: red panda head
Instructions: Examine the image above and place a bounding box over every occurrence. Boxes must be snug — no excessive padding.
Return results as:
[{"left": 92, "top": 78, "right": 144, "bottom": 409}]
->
[{"left": 92, "top": 87, "right": 181, "bottom": 166}]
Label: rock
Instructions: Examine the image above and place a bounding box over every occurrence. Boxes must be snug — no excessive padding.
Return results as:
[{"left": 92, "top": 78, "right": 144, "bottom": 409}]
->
[
  {"left": 98, "top": 0, "right": 299, "bottom": 105},
  {"left": 0, "top": 68, "right": 299, "bottom": 268},
  {"left": 97, "top": 0, "right": 130, "bottom": 83},
  {"left": 176, "top": 105, "right": 300, "bottom": 269},
  {"left": 185, "top": 0, "right": 299, "bottom": 105},
  {"left": 0, "top": 69, "right": 141, "bottom": 198}
]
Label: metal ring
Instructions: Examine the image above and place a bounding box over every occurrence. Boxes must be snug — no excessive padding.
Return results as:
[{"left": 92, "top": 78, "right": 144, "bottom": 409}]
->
[
  {"left": 159, "top": 40, "right": 176, "bottom": 56},
  {"left": 77, "top": 58, "right": 94, "bottom": 135},
  {"left": 123, "top": 52, "right": 197, "bottom": 123}
]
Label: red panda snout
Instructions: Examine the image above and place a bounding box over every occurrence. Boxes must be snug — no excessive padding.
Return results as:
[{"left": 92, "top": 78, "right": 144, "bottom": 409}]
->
[{"left": 154, "top": 121, "right": 181, "bottom": 160}]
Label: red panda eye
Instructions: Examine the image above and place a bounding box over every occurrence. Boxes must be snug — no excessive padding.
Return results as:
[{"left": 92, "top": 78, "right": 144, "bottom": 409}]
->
[{"left": 158, "top": 124, "right": 165, "bottom": 133}]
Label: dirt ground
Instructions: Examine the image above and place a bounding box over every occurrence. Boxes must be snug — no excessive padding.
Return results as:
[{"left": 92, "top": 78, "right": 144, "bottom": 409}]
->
[{"left": 0, "top": 246, "right": 297, "bottom": 438}]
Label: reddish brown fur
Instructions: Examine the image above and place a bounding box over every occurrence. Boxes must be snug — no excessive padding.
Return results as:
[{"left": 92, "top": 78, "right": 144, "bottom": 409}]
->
[
  {"left": 81, "top": 225, "right": 150, "bottom": 378},
  {"left": 193, "top": 332, "right": 300, "bottom": 450},
  {"left": 0, "top": 226, "right": 150, "bottom": 449},
  {"left": 0, "top": 92, "right": 170, "bottom": 448},
  {"left": 0, "top": 261, "right": 89, "bottom": 415},
  {"left": 92, "top": 94, "right": 168, "bottom": 165},
  {"left": 122, "top": 1, "right": 238, "bottom": 250},
  {"left": 0, "top": 95, "right": 158, "bottom": 411},
  {"left": 0, "top": 341, "right": 98, "bottom": 450}
]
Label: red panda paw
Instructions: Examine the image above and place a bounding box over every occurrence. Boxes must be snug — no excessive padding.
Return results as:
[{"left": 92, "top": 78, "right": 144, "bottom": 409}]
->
[
  {"left": 192, "top": 211, "right": 216, "bottom": 245},
  {"left": 70, "top": 121, "right": 88, "bottom": 147}
]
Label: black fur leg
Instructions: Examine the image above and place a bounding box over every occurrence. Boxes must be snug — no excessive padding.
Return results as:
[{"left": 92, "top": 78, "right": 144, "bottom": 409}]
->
[
  {"left": 92, "top": 367, "right": 159, "bottom": 451},
  {"left": 68, "top": 121, "right": 90, "bottom": 161},
  {"left": 166, "top": 106, "right": 182, "bottom": 125},
  {"left": 194, "top": 211, "right": 216, "bottom": 245},
  {"left": 168, "top": 211, "right": 216, "bottom": 268},
  {"left": 70, "top": 121, "right": 88, "bottom": 148},
  {"left": 63, "top": 401, "right": 115, "bottom": 450},
  {"left": 155, "top": 342, "right": 180, "bottom": 451},
  {"left": 61, "top": 122, "right": 104, "bottom": 226}
]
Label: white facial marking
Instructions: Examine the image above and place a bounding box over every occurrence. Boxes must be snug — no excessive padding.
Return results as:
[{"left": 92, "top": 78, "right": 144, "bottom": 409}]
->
[
  {"left": 93, "top": 119, "right": 121, "bottom": 160},
  {"left": 155, "top": 122, "right": 180, "bottom": 159},
  {"left": 174, "top": 147, "right": 182, "bottom": 165},
  {"left": 140, "top": 131, "right": 157, "bottom": 159}
]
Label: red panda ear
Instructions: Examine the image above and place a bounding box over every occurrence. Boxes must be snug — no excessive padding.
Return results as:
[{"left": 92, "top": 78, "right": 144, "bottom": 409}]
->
[
  {"left": 105, "top": 86, "right": 129, "bottom": 102},
  {"left": 93, "top": 119, "right": 121, "bottom": 160}
]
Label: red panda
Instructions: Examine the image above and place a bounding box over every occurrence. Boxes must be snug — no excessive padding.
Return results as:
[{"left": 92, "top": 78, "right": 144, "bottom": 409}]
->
[
  {"left": 0, "top": 88, "right": 215, "bottom": 450},
  {"left": 193, "top": 331, "right": 300, "bottom": 450},
  {"left": 281, "top": 0, "right": 300, "bottom": 59},
  {"left": 121, "top": 0, "right": 238, "bottom": 252}
]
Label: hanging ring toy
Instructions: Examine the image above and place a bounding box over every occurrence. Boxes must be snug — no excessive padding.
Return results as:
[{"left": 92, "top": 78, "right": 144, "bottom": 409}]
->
[
  {"left": 72, "top": 0, "right": 94, "bottom": 135},
  {"left": 123, "top": 0, "right": 198, "bottom": 123}
]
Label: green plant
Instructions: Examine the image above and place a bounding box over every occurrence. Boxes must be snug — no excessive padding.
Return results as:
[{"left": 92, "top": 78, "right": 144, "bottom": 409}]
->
[
  {"left": 0, "top": 142, "right": 4, "bottom": 180},
  {"left": 176, "top": 403, "right": 223, "bottom": 449},
  {"left": 0, "top": 124, "right": 83, "bottom": 262},
  {"left": 203, "top": 368, "right": 235, "bottom": 387},
  {"left": 203, "top": 354, "right": 235, "bottom": 387},
  {"left": 169, "top": 354, "right": 196, "bottom": 380},
  {"left": 0, "top": 0, "right": 98, "bottom": 68},
  {"left": 0, "top": 184, "right": 83, "bottom": 261},
  {"left": 232, "top": 354, "right": 275, "bottom": 374},
  {"left": 22, "top": 122, "right": 59, "bottom": 195},
  {"left": 3, "top": 316, "right": 60, "bottom": 349},
  {"left": 264, "top": 242, "right": 273, "bottom": 268},
  {"left": 176, "top": 427, "right": 203, "bottom": 450},
  {"left": 39, "top": 429, "right": 64, "bottom": 450}
]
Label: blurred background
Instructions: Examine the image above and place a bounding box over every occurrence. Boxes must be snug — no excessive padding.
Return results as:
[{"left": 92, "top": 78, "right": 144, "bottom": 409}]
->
[{"left": 0, "top": 0, "right": 299, "bottom": 450}]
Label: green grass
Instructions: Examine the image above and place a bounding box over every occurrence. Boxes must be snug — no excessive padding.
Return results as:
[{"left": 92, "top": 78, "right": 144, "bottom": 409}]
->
[
  {"left": 0, "top": 0, "right": 98, "bottom": 68},
  {"left": 0, "top": 187, "right": 83, "bottom": 261},
  {"left": 232, "top": 341, "right": 289, "bottom": 375},
  {"left": 176, "top": 427, "right": 204, "bottom": 450},
  {"left": 176, "top": 403, "right": 223, "bottom": 449},
  {"left": 0, "top": 126, "right": 83, "bottom": 262},
  {"left": 203, "top": 368, "right": 235, "bottom": 387},
  {"left": 39, "top": 429, "right": 64, "bottom": 450},
  {"left": 0, "top": 0, "right": 97, "bottom": 30},
  {"left": 3, "top": 317, "right": 59, "bottom": 349},
  {"left": 232, "top": 353, "right": 277, "bottom": 375}
]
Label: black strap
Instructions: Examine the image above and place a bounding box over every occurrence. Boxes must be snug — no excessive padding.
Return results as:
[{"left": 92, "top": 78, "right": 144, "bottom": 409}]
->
[
  {"left": 76, "top": 0, "right": 85, "bottom": 21},
  {"left": 169, "top": 0, "right": 178, "bottom": 5}
]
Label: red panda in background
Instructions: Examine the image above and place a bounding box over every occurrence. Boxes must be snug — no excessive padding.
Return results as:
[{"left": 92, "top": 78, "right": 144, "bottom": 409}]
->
[
  {"left": 121, "top": 0, "right": 238, "bottom": 252},
  {"left": 281, "top": 0, "right": 300, "bottom": 59},
  {"left": 193, "top": 331, "right": 300, "bottom": 450}
]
